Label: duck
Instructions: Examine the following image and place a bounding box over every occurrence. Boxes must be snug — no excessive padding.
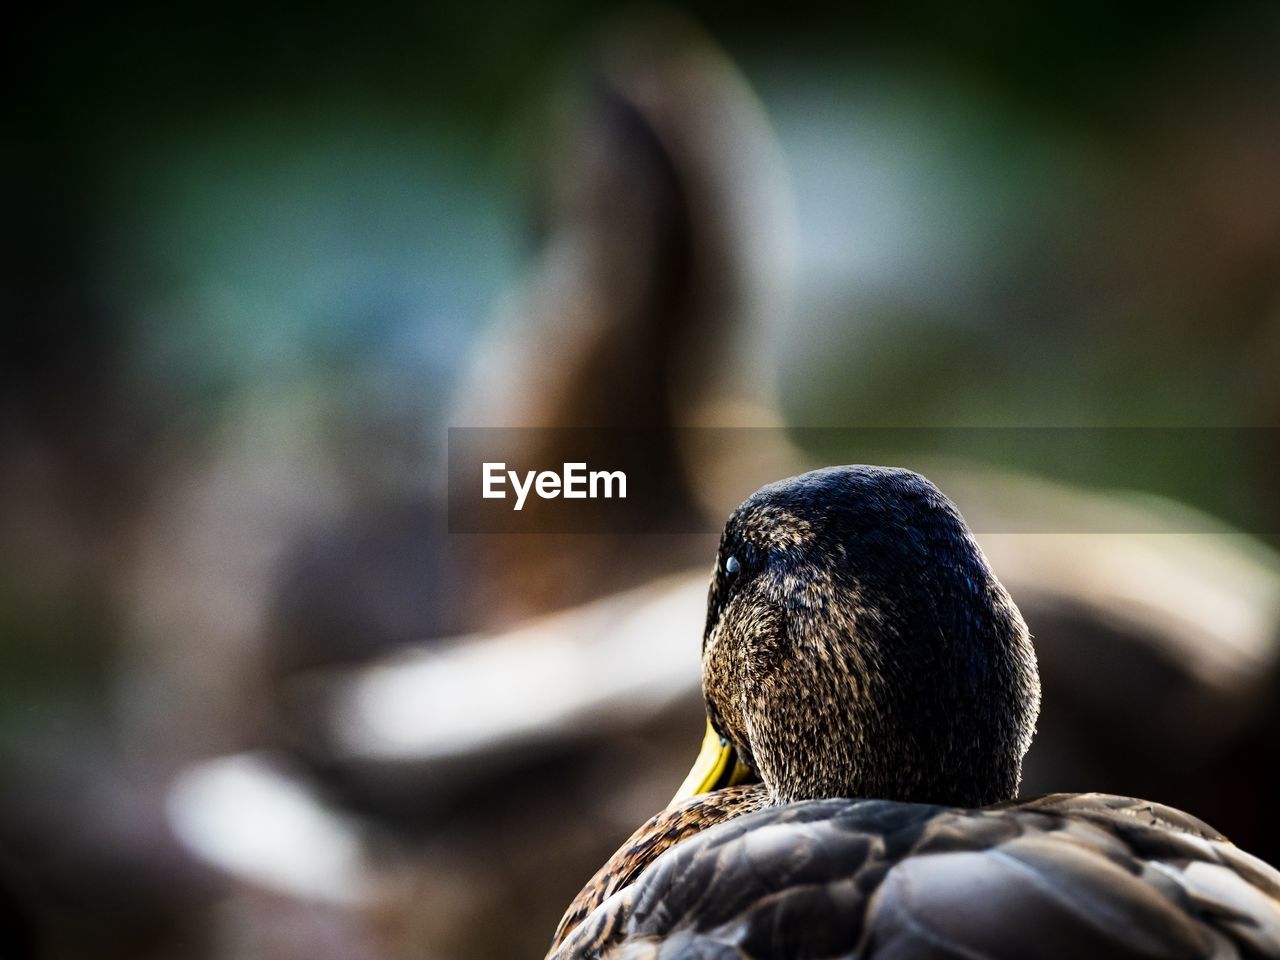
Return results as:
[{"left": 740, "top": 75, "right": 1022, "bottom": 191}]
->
[{"left": 547, "top": 465, "right": 1280, "bottom": 959}]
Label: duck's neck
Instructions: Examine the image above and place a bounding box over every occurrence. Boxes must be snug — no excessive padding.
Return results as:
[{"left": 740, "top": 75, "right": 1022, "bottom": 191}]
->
[{"left": 748, "top": 710, "right": 1025, "bottom": 809}]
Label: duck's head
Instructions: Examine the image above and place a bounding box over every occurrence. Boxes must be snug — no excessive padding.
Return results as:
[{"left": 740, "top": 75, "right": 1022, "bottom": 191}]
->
[{"left": 674, "top": 465, "right": 1040, "bottom": 809}]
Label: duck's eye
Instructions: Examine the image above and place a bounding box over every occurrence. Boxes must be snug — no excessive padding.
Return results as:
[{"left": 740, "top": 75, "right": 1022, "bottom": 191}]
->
[{"left": 725, "top": 555, "right": 741, "bottom": 577}]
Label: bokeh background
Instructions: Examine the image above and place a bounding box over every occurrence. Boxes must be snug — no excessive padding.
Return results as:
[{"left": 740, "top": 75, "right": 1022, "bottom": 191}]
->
[{"left": 9, "top": 2, "right": 1280, "bottom": 957}]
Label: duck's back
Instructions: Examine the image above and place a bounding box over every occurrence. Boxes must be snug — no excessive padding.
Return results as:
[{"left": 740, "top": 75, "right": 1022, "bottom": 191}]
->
[{"left": 551, "top": 792, "right": 1280, "bottom": 960}]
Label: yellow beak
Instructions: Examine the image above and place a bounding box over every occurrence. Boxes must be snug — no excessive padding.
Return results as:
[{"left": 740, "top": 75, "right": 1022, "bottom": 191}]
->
[{"left": 670, "top": 719, "right": 754, "bottom": 806}]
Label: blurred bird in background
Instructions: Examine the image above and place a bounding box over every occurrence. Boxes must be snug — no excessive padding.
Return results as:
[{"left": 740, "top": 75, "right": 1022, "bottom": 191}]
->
[{"left": 7, "top": 2, "right": 1280, "bottom": 958}]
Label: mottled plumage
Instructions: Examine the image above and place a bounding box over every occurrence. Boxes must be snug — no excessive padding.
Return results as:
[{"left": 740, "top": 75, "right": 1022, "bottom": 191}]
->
[
  {"left": 555, "top": 791, "right": 1280, "bottom": 959},
  {"left": 547, "top": 466, "right": 1280, "bottom": 959},
  {"left": 550, "top": 785, "right": 770, "bottom": 951}
]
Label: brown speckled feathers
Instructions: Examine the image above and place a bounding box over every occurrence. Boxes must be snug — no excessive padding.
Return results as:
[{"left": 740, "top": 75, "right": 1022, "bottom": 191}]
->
[
  {"left": 549, "top": 785, "right": 770, "bottom": 954},
  {"left": 550, "top": 791, "right": 1280, "bottom": 959}
]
